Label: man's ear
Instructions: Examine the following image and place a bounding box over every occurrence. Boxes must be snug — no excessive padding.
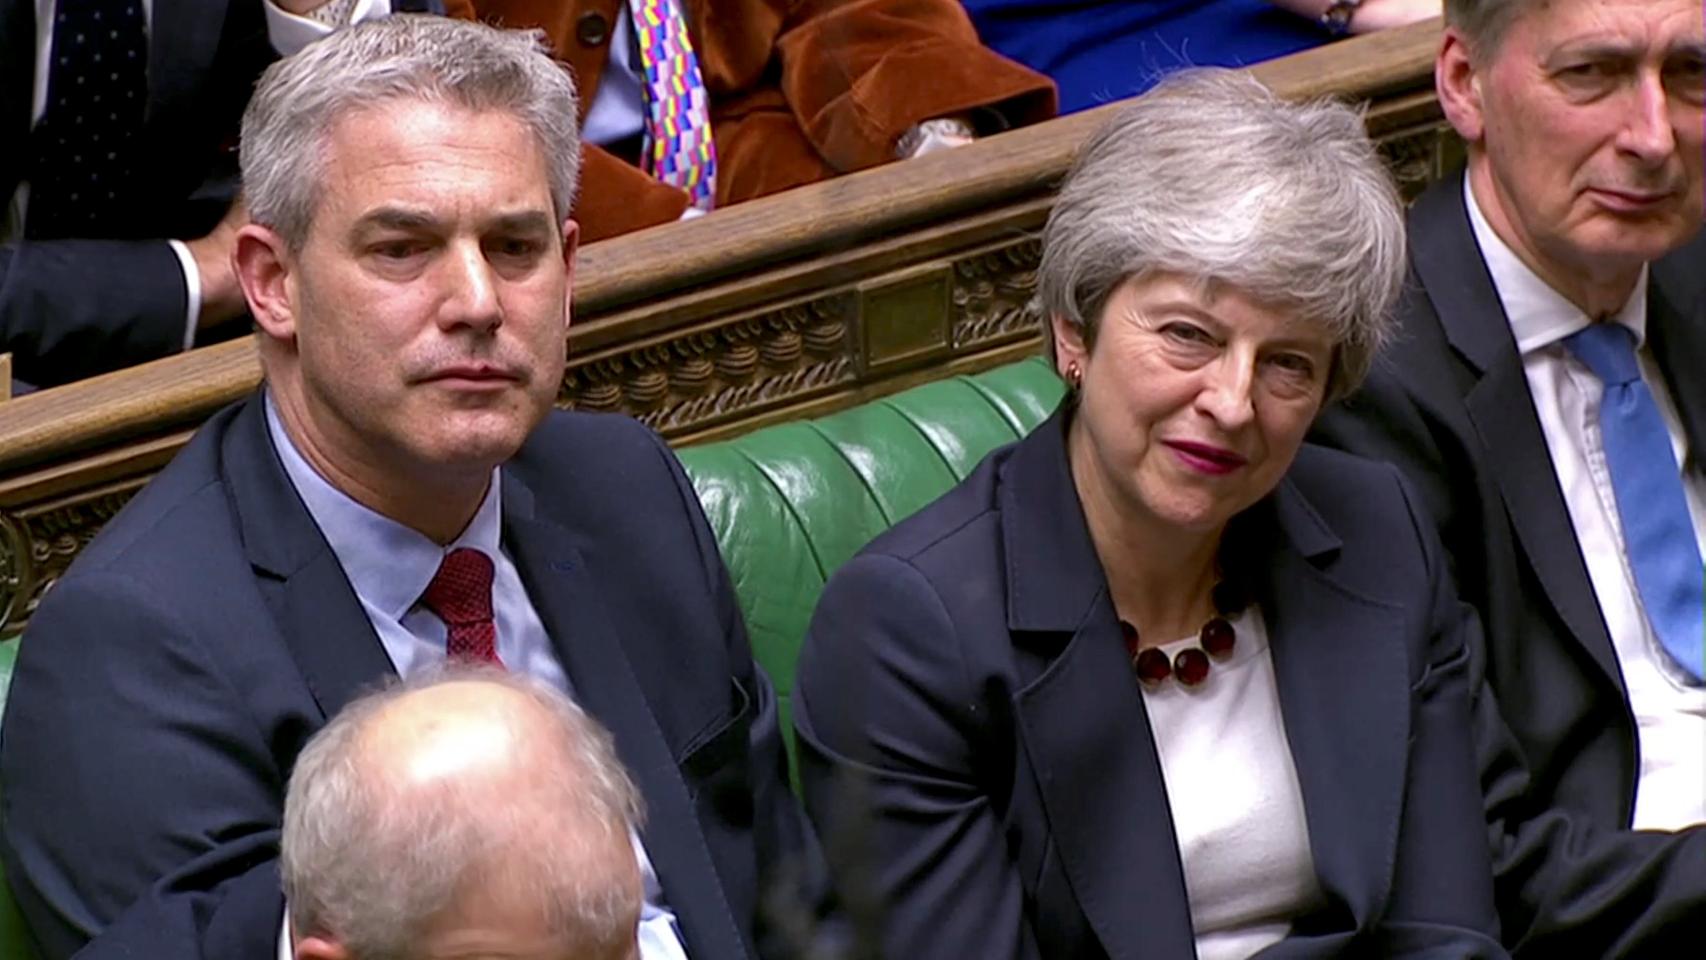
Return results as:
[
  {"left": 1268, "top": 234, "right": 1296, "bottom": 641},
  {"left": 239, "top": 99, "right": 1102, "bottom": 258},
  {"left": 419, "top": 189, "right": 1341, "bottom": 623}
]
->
[
  {"left": 1436, "top": 28, "right": 1487, "bottom": 145},
  {"left": 235, "top": 222, "right": 299, "bottom": 348},
  {"left": 560, "top": 217, "right": 579, "bottom": 331},
  {"left": 294, "top": 934, "right": 351, "bottom": 960}
]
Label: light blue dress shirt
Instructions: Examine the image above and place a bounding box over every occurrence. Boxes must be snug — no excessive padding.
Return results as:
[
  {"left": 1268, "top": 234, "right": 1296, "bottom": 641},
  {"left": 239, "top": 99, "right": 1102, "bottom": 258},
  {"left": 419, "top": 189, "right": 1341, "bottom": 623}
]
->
[{"left": 265, "top": 396, "right": 690, "bottom": 959}]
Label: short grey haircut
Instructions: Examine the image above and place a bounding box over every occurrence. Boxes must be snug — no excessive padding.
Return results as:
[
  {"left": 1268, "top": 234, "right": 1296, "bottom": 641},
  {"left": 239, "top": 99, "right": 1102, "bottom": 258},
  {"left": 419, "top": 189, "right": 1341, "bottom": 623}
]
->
[
  {"left": 1036, "top": 69, "right": 1405, "bottom": 402},
  {"left": 1444, "top": 0, "right": 1540, "bottom": 62},
  {"left": 241, "top": 15, "right": 581, "bottom": 251},
  {"left": 281, "top": 667, "right": 643, "bottom": 960}
]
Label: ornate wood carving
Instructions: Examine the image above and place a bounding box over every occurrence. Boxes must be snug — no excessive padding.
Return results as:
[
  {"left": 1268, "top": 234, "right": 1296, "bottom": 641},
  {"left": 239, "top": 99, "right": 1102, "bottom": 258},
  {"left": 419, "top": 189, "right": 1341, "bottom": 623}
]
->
[
  {"left": 0, "top": 483, "right": 148, "bottom": 631},
  {"left": 563, "top": 291, "right": 858, "bottom": 437}
]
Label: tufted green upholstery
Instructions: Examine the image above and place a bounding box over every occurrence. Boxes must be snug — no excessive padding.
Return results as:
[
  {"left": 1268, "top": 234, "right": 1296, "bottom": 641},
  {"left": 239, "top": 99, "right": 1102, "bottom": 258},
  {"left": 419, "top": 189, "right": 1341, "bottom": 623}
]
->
[
  {"left": 0, "top": 638, "right": 38, "bottom": 960},
  {"left": 678, "top": 357, "right": 1065, "bottom": 773}
]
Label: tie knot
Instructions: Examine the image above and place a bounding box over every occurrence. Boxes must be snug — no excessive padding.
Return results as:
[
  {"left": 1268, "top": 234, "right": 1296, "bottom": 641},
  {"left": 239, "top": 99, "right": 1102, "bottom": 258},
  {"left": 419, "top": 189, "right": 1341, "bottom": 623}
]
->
[
  {"left": 1565, "top": 322, "right": 1642, "bottom": 386},
  {"left": 421, "top": 548, "right": 495, "bottom": 626}
]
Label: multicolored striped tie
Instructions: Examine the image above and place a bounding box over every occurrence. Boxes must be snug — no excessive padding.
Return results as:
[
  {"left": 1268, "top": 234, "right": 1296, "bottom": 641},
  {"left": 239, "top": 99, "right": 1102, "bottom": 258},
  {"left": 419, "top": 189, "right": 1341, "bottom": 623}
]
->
[{"left": 629, "top": 0, "right": 717, "bottom": 211}]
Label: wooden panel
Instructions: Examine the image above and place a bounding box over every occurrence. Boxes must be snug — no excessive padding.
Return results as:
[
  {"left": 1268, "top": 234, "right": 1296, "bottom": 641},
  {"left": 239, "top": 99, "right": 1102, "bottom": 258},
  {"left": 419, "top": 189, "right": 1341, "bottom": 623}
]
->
[{"left": 0, "top": 21, "right": 1457, "bottom": 634}]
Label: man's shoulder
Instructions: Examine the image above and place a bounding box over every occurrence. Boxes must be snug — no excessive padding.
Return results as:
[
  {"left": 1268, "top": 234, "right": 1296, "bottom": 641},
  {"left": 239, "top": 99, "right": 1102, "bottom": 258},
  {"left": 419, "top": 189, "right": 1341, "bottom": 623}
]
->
[
  {"left": 25, "top": 402, "right": 263, "bottom": 656},
  {"left": 507, "top": 410, "right": 711, "bottom": 554},
  {"left": 71, "top": 403, "right": 249, "bottom": 576},
  {"left": 511, "top": 409, "right": 678, "bottom": 495}
]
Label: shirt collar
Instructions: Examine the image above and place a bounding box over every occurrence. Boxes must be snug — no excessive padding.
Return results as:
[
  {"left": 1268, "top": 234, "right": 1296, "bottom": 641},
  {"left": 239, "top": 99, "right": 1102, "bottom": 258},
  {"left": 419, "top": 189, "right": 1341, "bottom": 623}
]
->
[
  {"left": 264, "top": 392, "right": 504, "bottom": 620},
  {"left": 1463, "top": 174, "right": 1649, "bottom": 355}
]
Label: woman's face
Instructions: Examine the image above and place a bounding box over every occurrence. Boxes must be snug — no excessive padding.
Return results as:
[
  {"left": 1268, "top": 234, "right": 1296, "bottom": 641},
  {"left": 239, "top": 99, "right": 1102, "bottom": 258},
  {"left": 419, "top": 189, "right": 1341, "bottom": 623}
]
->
[{"left": 1056, "top": 273, "right": 1334, "bottom": 540}]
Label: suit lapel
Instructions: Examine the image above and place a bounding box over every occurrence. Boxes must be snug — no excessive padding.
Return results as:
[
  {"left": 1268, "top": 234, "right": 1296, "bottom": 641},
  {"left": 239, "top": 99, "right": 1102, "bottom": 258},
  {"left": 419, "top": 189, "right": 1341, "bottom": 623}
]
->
[
  {"left": 502, "top": 477, "right": 751, "bottom": 960},
  {"left": 1013, "top": 617, "right": 1200, "bottom": 960},
  {"left": 1647, "top": 237, "right": 1706, "bottom": 462},
  {"left": 1003, "top": 414, "right": 1198, "bottom": 959},
  {"left": 146, "top": 0, "right": 227, "bottom": 128},
  {"left": 222, "top": 394, "right": 398, "bottom": 720},
  {"left": 1411, "top": 179, "right": 1623, "bottom": 684},
  {"left": 1251, "top": 492, "right": 1410, "bottom": 932}
]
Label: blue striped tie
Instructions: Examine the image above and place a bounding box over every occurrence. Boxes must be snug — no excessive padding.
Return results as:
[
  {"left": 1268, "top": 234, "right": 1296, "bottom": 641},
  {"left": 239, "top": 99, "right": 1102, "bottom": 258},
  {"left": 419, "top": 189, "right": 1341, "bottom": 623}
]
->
[{"left": 1566, "top": 322, "right": 1704, "bottom": 682}]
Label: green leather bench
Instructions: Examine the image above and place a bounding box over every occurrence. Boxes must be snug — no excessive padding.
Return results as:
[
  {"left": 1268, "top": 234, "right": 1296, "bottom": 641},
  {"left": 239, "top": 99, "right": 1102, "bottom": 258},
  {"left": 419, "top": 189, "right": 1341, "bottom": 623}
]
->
[
  {"left": 0, "top": 638, "right": 35, "bottom": 960},
  {"left": 0, "top": 357, "right": 1064, "bottom": 958},
  {"left": 677, "top": 357, "right": 1064, "bottom": 772}
]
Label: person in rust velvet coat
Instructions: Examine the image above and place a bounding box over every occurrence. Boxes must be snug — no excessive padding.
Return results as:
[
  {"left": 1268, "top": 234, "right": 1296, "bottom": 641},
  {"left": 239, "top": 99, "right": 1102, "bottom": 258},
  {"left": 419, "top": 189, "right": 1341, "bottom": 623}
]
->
[{"left": 471, "top": 0, "right": 1059, "bottom": 240}]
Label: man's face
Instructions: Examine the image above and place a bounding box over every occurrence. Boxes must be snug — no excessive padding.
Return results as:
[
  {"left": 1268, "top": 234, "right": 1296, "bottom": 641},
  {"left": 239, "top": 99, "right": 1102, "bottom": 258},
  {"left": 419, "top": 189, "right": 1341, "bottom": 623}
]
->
[
  {"left": 1452, "top": 0, "right": 1705, "bottom": 289},
  {"left": 269, "top": 99, "right": 573, "bottom": 489}
]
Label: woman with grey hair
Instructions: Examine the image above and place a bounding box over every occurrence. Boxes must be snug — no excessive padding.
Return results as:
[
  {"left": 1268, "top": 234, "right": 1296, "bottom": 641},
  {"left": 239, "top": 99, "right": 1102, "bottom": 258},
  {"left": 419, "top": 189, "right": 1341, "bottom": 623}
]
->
[{"left": 794, "top": 70, "right": 1507, "bottom": 959}]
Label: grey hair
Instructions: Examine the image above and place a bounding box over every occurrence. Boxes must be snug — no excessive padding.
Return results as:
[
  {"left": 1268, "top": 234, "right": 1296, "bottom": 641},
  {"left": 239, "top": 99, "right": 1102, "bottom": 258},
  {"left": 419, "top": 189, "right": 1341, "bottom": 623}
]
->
[
  {"left": 1036, "top": 69, "right": 1405, "bottom": 402},
  {"left": 241, "top": 15, "right": 581, "bottom": 251},
  {"left": 1444, "top": 0, "right": 1539, "bottom": 62},
  {"left": 281, "top": 666, "right": 643, "bottom": 960}
]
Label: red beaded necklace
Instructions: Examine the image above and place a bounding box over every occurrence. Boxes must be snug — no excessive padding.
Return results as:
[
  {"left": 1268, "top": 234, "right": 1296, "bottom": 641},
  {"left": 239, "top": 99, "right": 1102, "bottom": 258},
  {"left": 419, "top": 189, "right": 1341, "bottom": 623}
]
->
[{"left": 1119, "top": 580, "right": 1248, "bottom": 688}]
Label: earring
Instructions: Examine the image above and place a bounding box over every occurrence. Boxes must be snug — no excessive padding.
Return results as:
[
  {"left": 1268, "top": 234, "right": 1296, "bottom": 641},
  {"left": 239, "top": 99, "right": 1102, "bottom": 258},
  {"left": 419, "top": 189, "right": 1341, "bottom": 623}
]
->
[{"left": 1065, "top": 361, "right": 1083, "bottom": 389}]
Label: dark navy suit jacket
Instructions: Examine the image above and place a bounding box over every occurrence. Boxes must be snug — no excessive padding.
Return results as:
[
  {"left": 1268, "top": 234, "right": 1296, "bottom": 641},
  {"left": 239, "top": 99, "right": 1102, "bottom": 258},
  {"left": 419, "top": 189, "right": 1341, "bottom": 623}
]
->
[
  {"left": 795, "top": 410, "right": 1510, "bottom": 959},
  {"left": 0, "top": 0, "right": 274, "bottom": 387},
  {"left": 0, "top": 0, "right": 440, "bottom": 388},
  {"left": 0, "top": 394, "right": 821, "bottom": 960},
  {"left": 1313, "top": 175, "right": 1706, "bottom": 955}
]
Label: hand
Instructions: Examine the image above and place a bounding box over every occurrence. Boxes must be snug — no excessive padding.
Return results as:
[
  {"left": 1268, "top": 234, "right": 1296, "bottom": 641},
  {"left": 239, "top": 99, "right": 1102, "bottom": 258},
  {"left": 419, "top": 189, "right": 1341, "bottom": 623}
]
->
[
  {"left": 184, "top": 198, "right": 251, "bottom": 331},
  {"left": 1346, "top": 0, "right": 1441, "bottom": 34},
  {"left": 908, "top": 128, "right": 975, "bottom": 159},
  {"left": 271, "top": 0, "right": 333, "bottom": 15},
  {"left": 897, "top": 116, "right": 977, "bottom": 160}
]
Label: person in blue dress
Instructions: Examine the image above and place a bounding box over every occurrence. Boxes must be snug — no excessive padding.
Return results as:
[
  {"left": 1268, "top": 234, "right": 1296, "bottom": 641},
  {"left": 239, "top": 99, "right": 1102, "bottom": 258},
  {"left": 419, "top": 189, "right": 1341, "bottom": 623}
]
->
[{"left": 965, "top": 0, "right": 1441, "bottom": 114}]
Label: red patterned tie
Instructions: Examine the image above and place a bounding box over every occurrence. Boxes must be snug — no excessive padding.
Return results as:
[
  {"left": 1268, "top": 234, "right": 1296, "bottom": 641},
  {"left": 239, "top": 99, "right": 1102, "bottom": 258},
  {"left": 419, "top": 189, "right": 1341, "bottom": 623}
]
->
[{"left": 420, "top": 548, "right": 503, "bottom": 666}]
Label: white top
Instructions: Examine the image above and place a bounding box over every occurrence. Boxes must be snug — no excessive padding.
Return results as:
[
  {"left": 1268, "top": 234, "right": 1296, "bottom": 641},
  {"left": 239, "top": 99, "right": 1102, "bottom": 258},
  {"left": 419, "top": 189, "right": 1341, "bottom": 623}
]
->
[
  {"left": 1465, "top": 176, "right": 1706, "bottom": 830},
  {"left": 1141, "top": 608, "right": 1326, "bottom": 960}
]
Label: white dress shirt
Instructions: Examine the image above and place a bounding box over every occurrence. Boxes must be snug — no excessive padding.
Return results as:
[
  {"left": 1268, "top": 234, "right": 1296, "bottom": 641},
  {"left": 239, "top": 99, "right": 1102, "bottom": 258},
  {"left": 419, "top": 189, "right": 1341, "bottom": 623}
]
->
[
  {"left": 265, "top": 397, "right": 691, "bottom": 959},
  {"left": 581, "top": 7, "right": 646, "bottom": 147},
  {"left": 1141, "top": 608, "right": 1327, "bottom": 960},
  {"left": 1465, "top": 176, "right": 1706, "bottom": 830},
  {"left": 5, "top": 0, "right": 389, "bottom": 352}
]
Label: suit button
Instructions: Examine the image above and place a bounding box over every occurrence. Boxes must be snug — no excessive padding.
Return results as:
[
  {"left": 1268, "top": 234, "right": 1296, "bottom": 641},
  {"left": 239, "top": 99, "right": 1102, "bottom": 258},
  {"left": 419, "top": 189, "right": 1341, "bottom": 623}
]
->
[{"left": 577, "top": 12, "right": 609, "bottom": 46}]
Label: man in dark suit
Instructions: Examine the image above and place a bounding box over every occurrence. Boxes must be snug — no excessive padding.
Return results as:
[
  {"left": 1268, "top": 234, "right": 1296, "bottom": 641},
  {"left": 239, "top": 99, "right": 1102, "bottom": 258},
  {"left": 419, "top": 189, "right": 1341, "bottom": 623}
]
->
[
  {"left": 0, "top": 0, "right": 450, "bottom": 389},
  {"left": 0, "top": 16, "right": 821, "bottom": 960},
  {"left": 1315, "top": 0, "right": 1706, "bottom": 851}
]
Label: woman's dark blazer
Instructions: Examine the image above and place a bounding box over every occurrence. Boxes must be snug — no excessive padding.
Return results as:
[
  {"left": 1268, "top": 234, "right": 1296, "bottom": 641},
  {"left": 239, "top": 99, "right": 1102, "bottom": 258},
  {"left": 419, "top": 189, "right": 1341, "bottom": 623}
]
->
[{"left": 793, "top": 409, "right": 1508, "bottom": 959}]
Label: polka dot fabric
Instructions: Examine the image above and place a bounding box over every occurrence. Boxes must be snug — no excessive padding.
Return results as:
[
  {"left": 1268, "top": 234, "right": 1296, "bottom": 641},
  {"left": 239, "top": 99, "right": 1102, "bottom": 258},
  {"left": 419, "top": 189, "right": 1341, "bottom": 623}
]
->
[{"left": 27, "top": 0, "right": 148, "bottom": 239}]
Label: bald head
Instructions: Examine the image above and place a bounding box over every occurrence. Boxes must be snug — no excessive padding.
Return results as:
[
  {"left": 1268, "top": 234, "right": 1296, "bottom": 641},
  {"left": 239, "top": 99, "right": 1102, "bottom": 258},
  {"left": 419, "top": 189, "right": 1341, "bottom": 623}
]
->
[{"left": 282, "top": 669, "right": 643, "bottom": 960}]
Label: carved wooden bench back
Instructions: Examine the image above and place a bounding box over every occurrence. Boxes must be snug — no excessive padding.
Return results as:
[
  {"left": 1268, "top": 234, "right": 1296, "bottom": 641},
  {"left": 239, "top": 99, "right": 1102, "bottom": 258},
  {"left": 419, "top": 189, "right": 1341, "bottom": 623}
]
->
[{"left": 0, "top": 21, "right": 1458, "bottom": 635}]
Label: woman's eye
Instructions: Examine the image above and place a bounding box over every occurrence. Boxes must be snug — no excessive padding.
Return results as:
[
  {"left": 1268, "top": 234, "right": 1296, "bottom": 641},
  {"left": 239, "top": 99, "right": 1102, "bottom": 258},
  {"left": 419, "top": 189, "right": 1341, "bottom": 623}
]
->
[
  {"left": 1269, "top": 353, "right": 1316, "bottom": 377},
  {"left": 1160, "top": 322, "right": 1213, "bottom": 345}
]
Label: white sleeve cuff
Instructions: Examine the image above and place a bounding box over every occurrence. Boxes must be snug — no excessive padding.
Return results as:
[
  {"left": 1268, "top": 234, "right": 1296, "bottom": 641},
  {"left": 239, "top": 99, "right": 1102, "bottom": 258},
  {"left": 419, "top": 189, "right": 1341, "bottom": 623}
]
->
[
  {"left": 279, "top": 907, "right": 294, "bottom": 960},
  {"left": 264, "top": 0, "right": 392, "bottom": 56},
  {"left": 165, "top": 239, "right": 202, "bottom": 352}
]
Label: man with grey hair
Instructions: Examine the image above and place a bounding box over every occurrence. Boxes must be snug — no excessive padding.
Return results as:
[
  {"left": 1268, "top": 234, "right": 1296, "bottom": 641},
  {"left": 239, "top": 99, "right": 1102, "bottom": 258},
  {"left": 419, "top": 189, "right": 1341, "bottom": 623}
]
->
[
  {"left": 1316, "top": 0, "right": 1706, "bottom": 952},
  {"left": 281, "top": 669, "right": 643, "bottom": 960},
  {"left": 0, "top": 15, "right": 823, "bottom": 960}
]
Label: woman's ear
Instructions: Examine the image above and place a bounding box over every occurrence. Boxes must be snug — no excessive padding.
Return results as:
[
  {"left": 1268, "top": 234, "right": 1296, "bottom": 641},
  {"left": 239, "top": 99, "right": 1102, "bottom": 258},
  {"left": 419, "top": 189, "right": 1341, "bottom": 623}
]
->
[{"left": 1051, "top": 314, "right": 1089, "bottom": 383}]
